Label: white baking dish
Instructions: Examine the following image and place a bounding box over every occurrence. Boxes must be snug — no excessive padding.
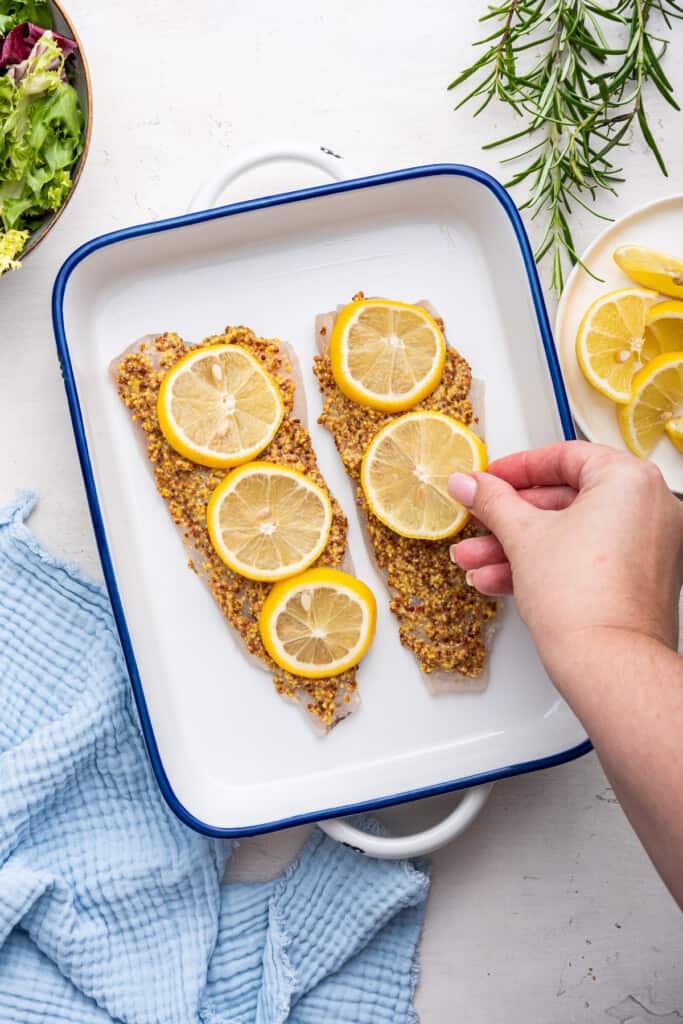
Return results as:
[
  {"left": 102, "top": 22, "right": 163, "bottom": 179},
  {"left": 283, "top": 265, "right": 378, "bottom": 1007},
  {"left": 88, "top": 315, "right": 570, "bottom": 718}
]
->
[{"left": 52, "top": 145, "right": 590, "bottom": 857}]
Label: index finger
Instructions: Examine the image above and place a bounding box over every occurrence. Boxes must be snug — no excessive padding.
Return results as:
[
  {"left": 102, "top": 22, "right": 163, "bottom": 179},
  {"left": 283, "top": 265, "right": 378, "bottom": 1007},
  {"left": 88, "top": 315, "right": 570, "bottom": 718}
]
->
[{"left": 487, "top": 441, "right": 616, "bottom": 491}]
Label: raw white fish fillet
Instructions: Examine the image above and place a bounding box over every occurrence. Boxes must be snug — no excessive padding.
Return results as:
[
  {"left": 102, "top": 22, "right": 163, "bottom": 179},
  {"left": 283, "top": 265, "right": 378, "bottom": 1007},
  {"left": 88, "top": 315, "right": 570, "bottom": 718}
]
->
[
  {"left": 111, "top": 331, "right": 360, "bottom": 733},
  {"left": 315, "top": 301, "right": 499, "bottom": 695}
]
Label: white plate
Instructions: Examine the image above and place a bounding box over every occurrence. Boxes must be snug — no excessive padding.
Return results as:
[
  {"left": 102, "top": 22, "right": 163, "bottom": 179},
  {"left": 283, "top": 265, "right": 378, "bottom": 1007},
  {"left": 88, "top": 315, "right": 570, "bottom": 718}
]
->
[
  {"left": 53, "top": 165, "right": 589, "bottom": 836},
  {"left": 555, "top": 194, "right": 683, "bottom": 493}
]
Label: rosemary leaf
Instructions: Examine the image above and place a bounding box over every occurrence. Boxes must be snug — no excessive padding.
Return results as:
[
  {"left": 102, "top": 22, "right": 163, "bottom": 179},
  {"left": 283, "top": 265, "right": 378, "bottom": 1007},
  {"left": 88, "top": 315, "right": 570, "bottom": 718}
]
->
[{"left": 448, "top": 0, "right": 681, "bottom": 291}]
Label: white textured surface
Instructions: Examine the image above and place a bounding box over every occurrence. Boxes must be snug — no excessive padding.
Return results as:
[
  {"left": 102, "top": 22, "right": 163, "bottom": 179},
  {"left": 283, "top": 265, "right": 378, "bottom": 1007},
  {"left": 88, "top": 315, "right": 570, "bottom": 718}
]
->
[{"left": 1, "top": 1, "right": 682, "bottom": 1020}]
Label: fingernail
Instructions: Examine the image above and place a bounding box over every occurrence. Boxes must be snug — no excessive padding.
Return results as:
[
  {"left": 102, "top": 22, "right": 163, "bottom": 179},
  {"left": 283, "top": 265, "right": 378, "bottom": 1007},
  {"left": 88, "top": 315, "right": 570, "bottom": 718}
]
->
[
  {"left": 449, "top": 544, "right": 459, "bottom": 564},
  {"left": 448, "top": 472, "right": 477, "bottom": 507},
  {"left": 465, "top": 570, "right": 475, "bottom": 587}
]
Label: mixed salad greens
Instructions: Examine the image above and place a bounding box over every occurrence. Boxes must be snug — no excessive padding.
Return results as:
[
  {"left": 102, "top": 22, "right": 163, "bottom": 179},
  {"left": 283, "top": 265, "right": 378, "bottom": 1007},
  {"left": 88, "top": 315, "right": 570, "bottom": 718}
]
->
[{"left": 0, "top": 0, "right": 84, "bottom": 276}]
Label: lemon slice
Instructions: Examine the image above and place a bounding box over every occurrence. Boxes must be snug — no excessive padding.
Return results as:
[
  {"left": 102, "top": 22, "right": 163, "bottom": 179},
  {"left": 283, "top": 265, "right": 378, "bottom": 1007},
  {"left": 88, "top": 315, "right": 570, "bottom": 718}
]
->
[
  {"left": 329, "top": 299, "right": 446, "bottom": 411},
  {"left": 614, "top": 245, "right": 683, "bottom": 300},
  {"left": 259, "top": 568, "right": 376, "bottom": 679},
  {"left": 207, "top": 462, "right": 333, "bottom": 581},
  {"left": 576, "top": 288, "right": 660, "bottom": 403},
  {"left": 361, "top": 411, "right": 487, "bottom": 540},
  {"left": 157, "top": 344, "right": 284, "bottom": 467},
  {"left": 644, "top": 301, "right": 683, "bottom": 362},
  {"left": 618, "top": 351, "right": 683, "bottom": 458},
  {"left": 664, "top": 416, "right": 683, "bottom": 453}
]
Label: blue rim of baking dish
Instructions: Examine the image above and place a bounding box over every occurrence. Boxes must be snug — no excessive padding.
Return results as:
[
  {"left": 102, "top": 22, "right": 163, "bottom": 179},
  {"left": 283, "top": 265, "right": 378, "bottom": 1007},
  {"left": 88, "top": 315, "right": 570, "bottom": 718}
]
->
[{"left": 52, "top": 163, "right": 592, "bottom": 838}]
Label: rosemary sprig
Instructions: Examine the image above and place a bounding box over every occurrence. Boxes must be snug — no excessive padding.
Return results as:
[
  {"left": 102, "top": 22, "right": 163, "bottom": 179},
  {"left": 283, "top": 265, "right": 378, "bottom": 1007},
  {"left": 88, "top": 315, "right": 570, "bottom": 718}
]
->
[{"left": 449, "top": 0, "right": 683, "bottom": 292}]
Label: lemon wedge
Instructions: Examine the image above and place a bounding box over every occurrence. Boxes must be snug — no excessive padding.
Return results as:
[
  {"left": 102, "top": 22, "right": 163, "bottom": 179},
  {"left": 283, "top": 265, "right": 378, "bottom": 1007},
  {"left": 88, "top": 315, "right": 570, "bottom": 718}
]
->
[
  {"left": 361, "top": 410, "right": 487, "bottom": 540},
  {"left": 259, "top": 568, "right": 376, "bottom": 679},
  {"left": 329, "top": 299, "right": 446, "bottom": 411},
  {"left": 157, "top": 344, "right": 284, "bottom": 467},
  {"left": 618, "top": 351, "right": 683, "bottom": 458},
  {"left": 576, "top": 288, "right": 660, "bottom": 403},
  {"left": 207, "top": 462, "right": 333, "bottom": 581},
  {"left": 614, "top": 244, "right": 683, "bottom": 300},
  {"left": 644, "top": 301, "right": 683, "bottom": 362},
  {"left": 664, "top": 416, "right": 683, "bottom": 453}
]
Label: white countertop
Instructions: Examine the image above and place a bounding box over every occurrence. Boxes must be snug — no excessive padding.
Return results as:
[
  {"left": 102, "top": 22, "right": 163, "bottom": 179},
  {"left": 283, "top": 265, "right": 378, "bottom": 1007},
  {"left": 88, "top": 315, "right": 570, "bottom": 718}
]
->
[{"left": 2, "top": 1, "right": 682, "bottom": 1019}]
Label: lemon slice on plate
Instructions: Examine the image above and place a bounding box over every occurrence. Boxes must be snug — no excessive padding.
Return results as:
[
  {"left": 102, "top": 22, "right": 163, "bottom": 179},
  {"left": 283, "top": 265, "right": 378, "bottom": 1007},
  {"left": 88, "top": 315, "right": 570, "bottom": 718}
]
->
[
  {"left": 361, "top": 410, "right": 487, "bottom": 540},
  {"left": 576, "top": 288, "right": 660, "bottom": 403},
  {"left": 157, "top": 344, "right": 284, "bottom": 467},
  {"left": 207, "top": 462, "right": 333, "bottom": 581},
  {"left": 618, "top": 351, "right": 683, "bottom": 458},
  {"left": 665, "top": 416, "right": 683, "bottom": 453},
  {"left": 259, "top": 568, "right": 376, "bottom": 679},
  {"left": 329, "top": 299, "right": 446, "bottom": 411},
  {"left": 644, "top": 301, "right": 683, "bottom": 360},
  {"left": 614, "top": 244, "right": 683, "bottom": 300}
]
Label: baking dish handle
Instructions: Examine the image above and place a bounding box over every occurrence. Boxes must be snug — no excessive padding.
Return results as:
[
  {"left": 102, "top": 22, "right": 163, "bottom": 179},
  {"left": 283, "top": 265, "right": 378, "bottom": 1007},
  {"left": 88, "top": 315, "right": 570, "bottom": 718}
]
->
[
  {"left": 318, "top": 783, "right": 494, "bottom": 860},
  {"left": 188, "top": 142, "right": 355, "bottom": 212}
]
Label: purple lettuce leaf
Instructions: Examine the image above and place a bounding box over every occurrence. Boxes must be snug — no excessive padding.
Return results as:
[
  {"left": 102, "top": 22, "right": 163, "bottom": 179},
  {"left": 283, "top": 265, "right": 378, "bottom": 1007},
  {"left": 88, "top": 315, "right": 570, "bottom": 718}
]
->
[{"left": 0, "top": 21, "right": 76, "bottom": 69}]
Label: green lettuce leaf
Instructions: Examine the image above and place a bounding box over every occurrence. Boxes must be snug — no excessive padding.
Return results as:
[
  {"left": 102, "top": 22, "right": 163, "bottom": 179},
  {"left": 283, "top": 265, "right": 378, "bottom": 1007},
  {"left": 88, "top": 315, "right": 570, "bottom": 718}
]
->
[
  {"left": 0, "top": 31, "right": 83, "bottom": 238},
  {"left": 0, "top": 0, "right": 51, "bottom": 36},
  {"left": 0, "top": 223, "right": 27, "bottom": 271}
]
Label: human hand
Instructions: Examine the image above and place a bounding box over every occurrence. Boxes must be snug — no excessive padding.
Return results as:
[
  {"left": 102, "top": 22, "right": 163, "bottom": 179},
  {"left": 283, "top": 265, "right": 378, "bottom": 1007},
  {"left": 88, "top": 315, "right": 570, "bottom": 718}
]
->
[{"left": 448, "top": 442, "right": 683, "bottom": 681}]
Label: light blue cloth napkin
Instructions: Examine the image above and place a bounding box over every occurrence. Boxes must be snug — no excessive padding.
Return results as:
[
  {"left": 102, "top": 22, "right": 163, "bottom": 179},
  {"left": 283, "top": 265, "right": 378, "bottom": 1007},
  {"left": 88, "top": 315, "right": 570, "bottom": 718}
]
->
[{"left": 0, "top": 494, "right": 430, "bottom": 1024}]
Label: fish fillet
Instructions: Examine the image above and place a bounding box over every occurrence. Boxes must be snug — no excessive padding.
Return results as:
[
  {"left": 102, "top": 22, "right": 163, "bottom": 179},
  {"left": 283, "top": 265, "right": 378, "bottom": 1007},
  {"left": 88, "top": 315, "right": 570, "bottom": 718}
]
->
[
  {"left": 314, "top": 298, "right": 498, "bottom": 694},
  {"left": 112, "top": 327, "right": 361, "bottom": 731}
]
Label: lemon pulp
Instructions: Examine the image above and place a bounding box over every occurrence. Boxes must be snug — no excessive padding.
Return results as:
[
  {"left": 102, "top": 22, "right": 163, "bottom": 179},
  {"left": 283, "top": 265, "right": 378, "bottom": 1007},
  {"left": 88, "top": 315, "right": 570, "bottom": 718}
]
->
[
  {"left": 259, "top": 568, "right": 376, "bottom": 678},
  {"left": 618, "top": 351, "right": 683, "bottom": 457},
  {"left": 330, "top": 299, "right": 446, "bottom": 411},
  {"left": 207, "top": 462, "right": 333, "bottom": 581},
  {"left": 576, "top": 288, "right": 660, "bottom": 403},
  {"left": 157, "top": 344, "right": 284, "bottom": 467},
  {"left": 614, "top": 244, "right": 683, "bottom": 300},
  {"left": 361, "top": 411, "right": 487, "bottom": 540}
]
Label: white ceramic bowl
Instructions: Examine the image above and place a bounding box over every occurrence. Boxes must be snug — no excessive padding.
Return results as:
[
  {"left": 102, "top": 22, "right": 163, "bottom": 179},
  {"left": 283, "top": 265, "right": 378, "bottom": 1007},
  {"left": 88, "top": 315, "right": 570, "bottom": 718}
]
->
[{"left": 555, "top": 194, "right": 683, "bottom": 493}]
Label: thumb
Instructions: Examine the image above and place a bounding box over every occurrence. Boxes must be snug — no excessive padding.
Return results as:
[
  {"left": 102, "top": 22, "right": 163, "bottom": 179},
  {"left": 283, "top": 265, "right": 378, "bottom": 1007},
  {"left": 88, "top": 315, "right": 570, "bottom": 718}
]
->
[{"left": 448, "top": 471, "right": 536, "bottom": 549}]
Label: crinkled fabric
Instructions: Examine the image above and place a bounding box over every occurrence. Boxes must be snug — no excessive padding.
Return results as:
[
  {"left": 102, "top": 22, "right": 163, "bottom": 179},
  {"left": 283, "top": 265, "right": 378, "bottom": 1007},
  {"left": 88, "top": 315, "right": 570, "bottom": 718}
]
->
[{"left": 0, "top": 493, "right": 430, "bottom": 1024}]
